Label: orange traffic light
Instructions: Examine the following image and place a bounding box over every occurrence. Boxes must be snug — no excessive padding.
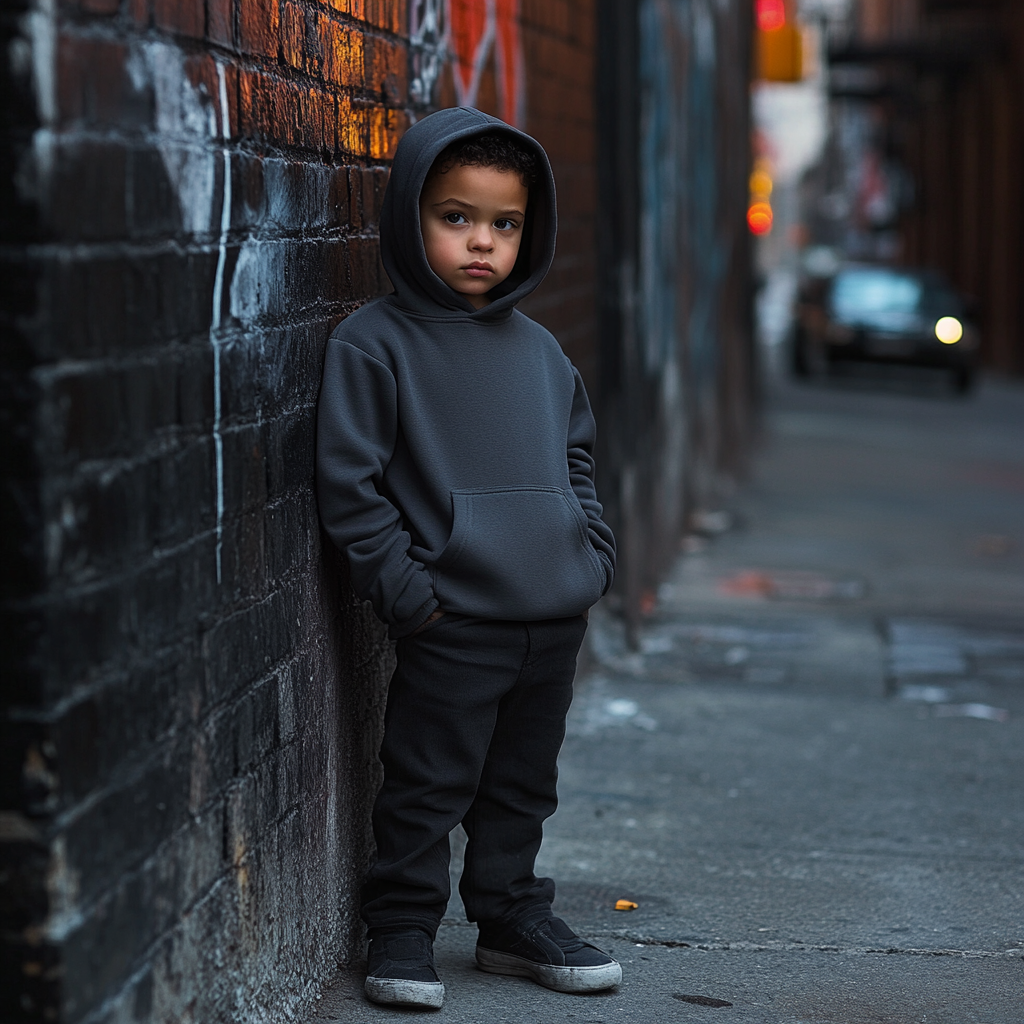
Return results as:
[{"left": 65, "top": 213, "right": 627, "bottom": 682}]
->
[
  {"left": 747, "top": 202, "right": 773, "bottom": 235},
  {"left": 756, "top": 0, "right": 804, "bottom": 82}
]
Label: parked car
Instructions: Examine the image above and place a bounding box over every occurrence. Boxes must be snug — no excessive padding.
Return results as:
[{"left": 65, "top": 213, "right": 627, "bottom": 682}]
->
[{"left": 792, "top": 265, "right": 979, "bottom": 392}]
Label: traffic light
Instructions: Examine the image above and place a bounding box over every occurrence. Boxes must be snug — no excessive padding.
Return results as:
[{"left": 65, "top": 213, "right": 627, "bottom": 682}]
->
[
  {"left": 748, "top": 158, "right": 774, "bottom": 235},
  {"left": 756, "top": 0, "right": 804, "bottom": 82}
]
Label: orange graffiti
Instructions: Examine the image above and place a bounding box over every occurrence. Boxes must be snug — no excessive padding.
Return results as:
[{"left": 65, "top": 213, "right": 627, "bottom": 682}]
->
[{"left": 448, "top": 0, "right": 523, "bottom": 127}]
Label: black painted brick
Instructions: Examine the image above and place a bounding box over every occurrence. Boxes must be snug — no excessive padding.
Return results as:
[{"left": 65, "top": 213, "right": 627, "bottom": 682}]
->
[
  {"left": 0, "top": 473, "right": 43, "bottom": 601},
  {"left": 261, "top": 158, "right": 338, "bottom": 232},
  {"left": 45, "top": 581, "right": 130, "bottom": 692},
  {"left": 176, "top": 343, "right": 216, "bottom": 430},
  {"left": 201, "top": 586, "right": 297, "bottom": 708},
  {"left": 48, "top": 139, "right": 129, "bottom": 242},
  {"left": 257, "top": 323, "right": 328, "bottom": 419},
  {"left": 43, "top": 534, "right": 218, "bottom": 691},
  {"left": 127, "top": 146, "right": 188, "bottom": 239},
  {"left": 61, "top": 462, "right": 157, "bottom": 578},
  {"left": 219, "top": 421, "right": 267, "bottom": 514},
  {"left": 63, "top": 736, "right": 193, "bottom": 907},
  {"left": 264, "top": 490, "right": 319, "bottom": 580},
  {"left": 263, "top": 408, "right": 315, "bottom": 501},
  {"left": 0, "top": 722, "right": 55, "bottom": 816},
  {"left": 134, "top": 539, "right": 221, "bottom": 642},
  {"left": 56, "top": 34, "right": 142, "bottom": 130},
  {"left": 153, "top": 438, "right": 216, "bottom": 543},
  {"left": 217, "top": 507, "right": 266, "bottom": 601},
  {"left": 44, "top": 250, "right": 220, "bottom": 357},
  {"left": 346, "top": 234, "right": 386, "bottom": 298},
  {"left": 0, "top": 606, "right": 45, "bottom": 705},
  {"left": 59, "top": 806, "right": 225, "bottom": 1022},
  {"left": 49, "top": 648, "right": 195, "bottom": 805},
  {"left": 225, "top": 742, "right": 304, "bottom": 856},
  {"left": 0, "top": 829, "right": 48, "bottom": 930},
  {"left": 52, "top": 358, "right": 180, "bottom": 461},
  {"left": 55, "top": 440, "right": 218, "bottom": 578},
  {"left": 217, "top": 336, "right": 261, "bottom": 423}
]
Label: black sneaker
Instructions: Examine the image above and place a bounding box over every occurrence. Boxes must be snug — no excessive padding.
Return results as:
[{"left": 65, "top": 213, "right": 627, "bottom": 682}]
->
[
  {"left": 476, "top": 916, "right": 622, "bottom": 993},
  {"left": 364, "top": 930, "right": 445, "bottom": 1009}
]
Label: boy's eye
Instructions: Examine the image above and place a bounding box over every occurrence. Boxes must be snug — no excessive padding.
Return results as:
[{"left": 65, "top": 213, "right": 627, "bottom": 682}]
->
[
  {"left": 443, "top": 212, "right": 466, "bottom": 225},
  {"left": 494, "top": 218, "right": 519, "bottom": 231}
]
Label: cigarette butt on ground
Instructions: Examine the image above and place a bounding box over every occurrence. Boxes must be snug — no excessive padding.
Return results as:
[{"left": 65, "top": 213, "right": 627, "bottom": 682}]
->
[{"left": 614, "top": 899, "right": 639, "bottom": 911}]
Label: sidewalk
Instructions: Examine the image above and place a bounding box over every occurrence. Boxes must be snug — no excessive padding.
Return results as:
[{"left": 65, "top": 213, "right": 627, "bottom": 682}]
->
[{"left": 309, "top": 373, "right": 1024, "bottom": 1024}]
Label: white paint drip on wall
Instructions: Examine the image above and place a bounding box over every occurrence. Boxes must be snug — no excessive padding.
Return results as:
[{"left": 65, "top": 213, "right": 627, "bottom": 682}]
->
[
  {"left": 16, "top": 0, "right": 58, "bottom": 196},
  {"left": 211, "top": 63, "right": 232, "bottom": 584},
  {"left": 230, "top": 241, "right": 284, "bottom": 325},
  {"left": 229, "top": 162, "right": 334, "bottom": 324},
  {"left": 124, "top": 41, "right": 233, "bottom": 582},
  {"left": 27, "top": 0, "right": 57, "bottom": 123},
  {"left": 128, "top": 41, "right": 218, "bottom": 234}
]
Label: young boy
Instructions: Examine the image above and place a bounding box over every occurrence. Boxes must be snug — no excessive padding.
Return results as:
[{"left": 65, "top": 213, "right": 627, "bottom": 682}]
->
[{"left": 316, "top": 107, "right": 619, "bottom": 1009}]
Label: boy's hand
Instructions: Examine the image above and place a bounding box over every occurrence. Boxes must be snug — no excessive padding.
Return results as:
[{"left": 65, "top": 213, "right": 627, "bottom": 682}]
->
[{"left": 411, "top": 608, "right": 446, "bottom": 635}]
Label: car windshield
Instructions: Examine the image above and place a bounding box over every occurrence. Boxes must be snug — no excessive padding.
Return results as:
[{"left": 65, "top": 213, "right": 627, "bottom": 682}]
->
[{"left": 831, "top": 270, "right": 922, "bottom": 322}]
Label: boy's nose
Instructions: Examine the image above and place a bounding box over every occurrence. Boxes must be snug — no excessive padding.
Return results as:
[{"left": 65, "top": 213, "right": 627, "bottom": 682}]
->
[{"left": 469, "top": 227, "right": 494, "bottom": 251}]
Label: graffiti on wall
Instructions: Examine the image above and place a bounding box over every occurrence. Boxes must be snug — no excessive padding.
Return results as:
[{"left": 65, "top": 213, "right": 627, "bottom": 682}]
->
[
  {"left": 410, "top": 0, "right": 524, "bottom": 127},
  {"left": 410, "top": 0, "right": 448, "bottom": 108}
]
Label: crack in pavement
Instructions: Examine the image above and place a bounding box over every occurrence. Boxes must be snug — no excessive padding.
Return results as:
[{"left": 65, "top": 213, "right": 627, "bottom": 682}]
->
[{"left": 603, "top": 933, "right": 1024, "bottom": 958}]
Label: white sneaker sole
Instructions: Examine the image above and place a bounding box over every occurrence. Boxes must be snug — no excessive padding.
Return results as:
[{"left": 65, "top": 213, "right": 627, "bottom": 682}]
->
[
  {"left": 364, "top": 976, "right": 445, "bottom": 1009},
  {"left": 475, "top": 946, "right": 622, "bottom": 993}
]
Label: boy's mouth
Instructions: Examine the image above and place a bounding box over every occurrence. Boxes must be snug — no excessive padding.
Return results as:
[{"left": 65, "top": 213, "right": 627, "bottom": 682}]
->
[{"left": 463, "top": 262, "right": 494, "bottom": 278}]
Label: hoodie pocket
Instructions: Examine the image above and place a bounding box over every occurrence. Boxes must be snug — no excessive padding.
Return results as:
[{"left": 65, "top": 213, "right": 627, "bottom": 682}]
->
[{"left": 433, "top": 486, "right": 606, "bottom": 620}]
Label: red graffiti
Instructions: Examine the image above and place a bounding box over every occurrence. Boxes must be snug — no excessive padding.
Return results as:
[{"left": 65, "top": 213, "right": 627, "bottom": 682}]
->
[{"left": 449, "top": 0, "right": 523, "bottom": 127}]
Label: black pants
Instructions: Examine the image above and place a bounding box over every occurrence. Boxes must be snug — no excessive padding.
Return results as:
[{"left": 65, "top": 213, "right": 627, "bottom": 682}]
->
[{"left": 361, "top": 613, "right": 588, "bottom": 938}]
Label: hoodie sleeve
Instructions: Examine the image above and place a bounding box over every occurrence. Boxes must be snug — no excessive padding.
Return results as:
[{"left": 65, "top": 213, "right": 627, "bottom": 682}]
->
[
  {"left": 316, "top": 338, "right": 439, "bottom": 635},
  {"left": 567, "top": 366, "right": 616, "bottom": 593}
]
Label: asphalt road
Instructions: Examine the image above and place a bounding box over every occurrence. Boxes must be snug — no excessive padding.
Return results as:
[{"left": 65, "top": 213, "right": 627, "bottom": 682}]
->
[{"left": 311, "top": 369, "right": 1024, "bottom": 1023}]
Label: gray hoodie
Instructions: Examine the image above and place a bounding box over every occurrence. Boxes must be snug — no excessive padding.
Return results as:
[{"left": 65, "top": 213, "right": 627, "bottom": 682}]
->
[{"left": 316, "top": 107, "right": 615, "bottom": 637}]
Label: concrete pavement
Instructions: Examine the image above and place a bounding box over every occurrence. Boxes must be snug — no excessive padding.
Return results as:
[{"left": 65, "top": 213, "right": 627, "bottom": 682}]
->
[{"left": 309, "top": 370, "right": 1024, "bottom": 1023}]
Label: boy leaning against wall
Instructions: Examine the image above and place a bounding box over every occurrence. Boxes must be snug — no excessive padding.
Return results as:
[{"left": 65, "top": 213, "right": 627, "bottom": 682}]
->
[{"left": 316, "top": 106, "right": 620, "bottom": 1009}]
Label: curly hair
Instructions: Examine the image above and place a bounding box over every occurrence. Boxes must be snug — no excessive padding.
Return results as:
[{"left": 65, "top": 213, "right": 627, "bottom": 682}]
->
[{"left": 427, "top": 132, "right": 539, "bottom": 188}]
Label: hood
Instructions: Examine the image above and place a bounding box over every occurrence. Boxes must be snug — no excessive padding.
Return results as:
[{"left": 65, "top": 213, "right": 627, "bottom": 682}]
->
[{"left": 379, "top": 107, "right": 557, "bottom": 322}]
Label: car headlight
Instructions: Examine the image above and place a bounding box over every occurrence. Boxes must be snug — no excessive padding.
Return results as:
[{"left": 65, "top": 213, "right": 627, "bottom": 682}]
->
[{"left": 935, "top": 317, "right": 963, "bottom": 344}]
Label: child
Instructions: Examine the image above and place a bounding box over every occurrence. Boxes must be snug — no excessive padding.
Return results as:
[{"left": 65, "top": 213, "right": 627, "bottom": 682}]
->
[{"left": 316, "top": 107, "right": 619, "bottom": 1009}]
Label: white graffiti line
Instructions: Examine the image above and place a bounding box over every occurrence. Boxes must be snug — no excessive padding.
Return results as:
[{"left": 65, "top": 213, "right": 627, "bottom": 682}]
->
[
  {"left": 410, "top": 0, "right": 448, "bottom": 106},
  {"left": 453, "top": 0, "right": 497, "bottom": 110},
  {"left": 210, "top": 62, "right": 232, "bottom": 585}
]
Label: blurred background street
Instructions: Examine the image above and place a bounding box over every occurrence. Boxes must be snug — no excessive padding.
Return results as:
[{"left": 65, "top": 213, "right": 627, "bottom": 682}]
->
[{"left": 313, "top": 371, "right": 1024, "bottom": 1024}]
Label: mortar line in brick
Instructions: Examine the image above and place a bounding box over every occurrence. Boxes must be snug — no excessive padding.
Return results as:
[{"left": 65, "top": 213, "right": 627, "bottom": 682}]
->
[
  {"left": 44, "top": 734, "right": 185, "bottom": 839},
  {"left": 68, "top": 796, "right": 312, "bottom": 1002},
  {"left": 30, "top": 646, "right": 313, "bottom": 840},
  {"left": 11, "top": 224, "right": 385, "bottom": 261},
  {"left": 47, "top": 817, "right": 235, "bottom": 1004}
]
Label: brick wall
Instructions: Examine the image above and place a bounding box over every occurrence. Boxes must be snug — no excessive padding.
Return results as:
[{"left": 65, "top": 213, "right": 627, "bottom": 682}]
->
[{"left": 2, "top": 2, "right": 407, "bottom": 1021}]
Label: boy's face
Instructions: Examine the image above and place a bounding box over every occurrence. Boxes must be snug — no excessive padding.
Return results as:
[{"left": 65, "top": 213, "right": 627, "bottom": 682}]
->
[{"left": 419, "top": 162, "right": 528, "bottom": 309}]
